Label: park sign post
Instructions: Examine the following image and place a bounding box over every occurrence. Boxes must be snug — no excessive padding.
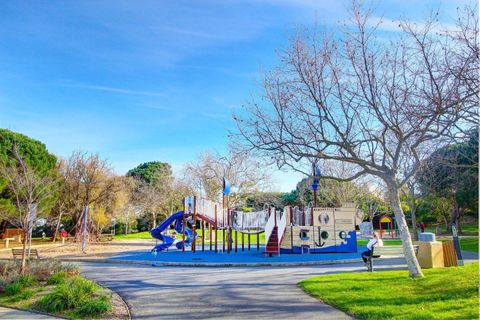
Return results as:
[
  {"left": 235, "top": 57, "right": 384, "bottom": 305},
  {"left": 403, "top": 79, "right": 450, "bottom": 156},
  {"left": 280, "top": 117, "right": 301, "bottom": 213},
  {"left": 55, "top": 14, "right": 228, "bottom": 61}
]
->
[
  {"left": 27, "top": 204, "right": 37, "bottom": 258},
  {"left": 451, "top": 224, "right": 464, "bottom": 266}
]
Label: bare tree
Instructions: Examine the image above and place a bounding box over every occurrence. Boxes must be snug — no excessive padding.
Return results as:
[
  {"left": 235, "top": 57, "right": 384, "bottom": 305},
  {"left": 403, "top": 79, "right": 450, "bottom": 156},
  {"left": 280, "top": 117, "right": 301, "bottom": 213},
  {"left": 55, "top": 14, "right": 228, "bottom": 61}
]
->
[
  {"left": 0, "top": 146, "right": 59, "bottom": 274},
  {"left": 57, "top": 151, "right": 119, "bottom": 239},
  {"left": 402, "top": 179, "right": 421, "bottom": 241},
  {"left": 234, "top": 2, "right": 478, "bottom": 277},
  {"left": 183, "top": 144, "right": 270, "bottom": 205}
]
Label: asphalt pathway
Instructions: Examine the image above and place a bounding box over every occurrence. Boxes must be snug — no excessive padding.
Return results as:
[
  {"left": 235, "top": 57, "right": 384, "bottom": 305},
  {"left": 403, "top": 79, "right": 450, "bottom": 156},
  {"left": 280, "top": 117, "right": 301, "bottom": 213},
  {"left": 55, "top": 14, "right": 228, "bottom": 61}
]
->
[
  {"left": 0, "top": 307, "right": 59, "bottom": 319},
  {"left": 80, "top": 258, "right": 410, "bottom": 320}
]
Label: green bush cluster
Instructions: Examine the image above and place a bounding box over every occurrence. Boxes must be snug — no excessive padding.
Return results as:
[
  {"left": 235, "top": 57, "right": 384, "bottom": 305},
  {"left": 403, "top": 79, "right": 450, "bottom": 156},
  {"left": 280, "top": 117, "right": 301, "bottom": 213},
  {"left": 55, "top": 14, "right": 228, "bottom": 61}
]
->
[
  {"left": 47, "top": 271, "right": 68, "bottom": 285},
  {"left": 5, "top": 282, "right": 23, "bottom": 296},
  {"left": 76, "top": 295, "right": 111, "bottom": 317},
  {"left": 8, "top": 289, "right": 35, "bottom": 302},
  {"left": 0, "top": 259, "right": 80, "bottom": 292},
  {"left": 37, "top": 275, "right": 111, "bottom": 316},
  {"left": 5, "top": 275, "right": 38, "bottom": 296}
]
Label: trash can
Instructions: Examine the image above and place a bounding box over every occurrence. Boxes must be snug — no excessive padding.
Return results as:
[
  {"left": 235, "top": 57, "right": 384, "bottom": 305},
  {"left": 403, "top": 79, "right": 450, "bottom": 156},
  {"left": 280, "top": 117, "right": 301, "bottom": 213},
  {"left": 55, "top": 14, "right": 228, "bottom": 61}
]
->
[{"left": 416, "top": 233, "right": 444, "bottom": 268}]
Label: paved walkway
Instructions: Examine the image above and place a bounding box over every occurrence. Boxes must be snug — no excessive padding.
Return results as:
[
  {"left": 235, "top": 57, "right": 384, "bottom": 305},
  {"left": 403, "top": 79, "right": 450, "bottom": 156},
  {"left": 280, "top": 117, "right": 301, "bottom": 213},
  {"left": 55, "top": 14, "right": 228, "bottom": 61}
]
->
[
  {"left": 80, "top": 258, "right": 409, "bottom": 320},
  {"left": 0, "top": 306, "right": 58, "bottom": 319}
]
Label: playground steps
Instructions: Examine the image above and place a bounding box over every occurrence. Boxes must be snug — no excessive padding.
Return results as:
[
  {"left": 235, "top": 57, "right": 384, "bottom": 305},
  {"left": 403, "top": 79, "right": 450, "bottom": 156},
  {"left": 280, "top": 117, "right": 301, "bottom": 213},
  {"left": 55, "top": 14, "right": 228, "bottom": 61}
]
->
[{"left": 264, "top": 226, "right": 279, "bottom": 255}]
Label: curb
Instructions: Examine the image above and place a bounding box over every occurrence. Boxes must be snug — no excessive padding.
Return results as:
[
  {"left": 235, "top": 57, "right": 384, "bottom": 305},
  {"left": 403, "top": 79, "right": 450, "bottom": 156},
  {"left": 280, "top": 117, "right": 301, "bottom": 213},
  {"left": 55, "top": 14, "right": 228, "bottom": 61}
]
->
[{"left": 94, "top": 282, "right": 132, "bottom": 320}]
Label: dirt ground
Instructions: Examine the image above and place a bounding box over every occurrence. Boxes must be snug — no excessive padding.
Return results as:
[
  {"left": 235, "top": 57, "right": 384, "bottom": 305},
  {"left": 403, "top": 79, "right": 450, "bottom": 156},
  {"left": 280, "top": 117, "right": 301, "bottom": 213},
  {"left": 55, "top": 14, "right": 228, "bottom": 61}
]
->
[{"left": 0, "top": 241, "right": 154, "bottom": 260}]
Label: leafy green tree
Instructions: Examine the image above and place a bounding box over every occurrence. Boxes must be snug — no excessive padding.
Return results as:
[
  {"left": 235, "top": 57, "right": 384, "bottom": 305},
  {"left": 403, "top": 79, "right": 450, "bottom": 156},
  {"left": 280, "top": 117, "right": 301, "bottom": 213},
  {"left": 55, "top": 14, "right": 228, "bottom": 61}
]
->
[
  {"left": 0, "top": 129, "right": 58, "bottom": 218},
  {"left": 0, "top": 129, "right": 59, "bottom": 273},
  {"left": 417, "top": 130, "right": 478, "bottom": 233},
  {"left": 126, "top": 162, "right": 172, "bottom": 185},
  {"left": 127, "top": 162, "right": 179, "bottom": 228}
]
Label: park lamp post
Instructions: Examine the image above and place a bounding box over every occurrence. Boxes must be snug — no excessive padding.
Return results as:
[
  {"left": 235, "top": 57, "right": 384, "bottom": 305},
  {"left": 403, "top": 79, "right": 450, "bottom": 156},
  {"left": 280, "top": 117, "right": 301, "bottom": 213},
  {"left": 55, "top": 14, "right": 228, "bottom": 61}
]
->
[{"left": 311, "top": 164, "right": 321, "bottom": 208}]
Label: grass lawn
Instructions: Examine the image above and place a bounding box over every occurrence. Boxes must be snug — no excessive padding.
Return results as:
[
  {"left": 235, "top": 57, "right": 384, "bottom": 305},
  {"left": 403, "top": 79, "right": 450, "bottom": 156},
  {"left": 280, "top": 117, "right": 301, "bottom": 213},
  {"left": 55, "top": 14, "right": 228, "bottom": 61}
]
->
[
  {"left": 424, "top": 223, "right": 479, "bottom": 237},
  {"left": 460, "top": 237, "right": 479, "bottom": 252},
  {"left": 299, "top": 262, "right": 479, "bottom": 320},
  {"left": 114, "top": 231, "right": 152, "bottom": 240}
]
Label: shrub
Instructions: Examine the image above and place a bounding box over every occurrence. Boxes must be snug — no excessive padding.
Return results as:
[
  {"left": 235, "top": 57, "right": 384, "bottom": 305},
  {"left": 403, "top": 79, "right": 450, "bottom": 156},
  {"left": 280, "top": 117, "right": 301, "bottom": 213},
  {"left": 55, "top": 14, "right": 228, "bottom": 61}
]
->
[
  {"left": 37, "top": 285, "right": 77, "bottom": 313},
  {"left": 76, "top": 295, "right": 111, "bottom": 317},
  {"left": 47, "top": 271, "right": 68, "bottom": 285},
  {"left": 36, "top": 276, "right": 99, "bottom": 313},
  {"left": 69, "top": 276, "right": 98, "bottom": 295},
  {"left": 18, "top": 275, "right": 37, "bottom": 287},
  {"left": 0, "top": 260, "right": 21, "bottom": 291},
  {"left": 8, "top": 289, "right": 35, "bottom": 302},
  {"left": 27, "top": 259, "right": 63, "bottom": 281},
  {"left": 5, "top": 282, "right": 23, "bottom": 296},
  {"left": 62, "top": 263, "right": 80, "bottom": 276}
]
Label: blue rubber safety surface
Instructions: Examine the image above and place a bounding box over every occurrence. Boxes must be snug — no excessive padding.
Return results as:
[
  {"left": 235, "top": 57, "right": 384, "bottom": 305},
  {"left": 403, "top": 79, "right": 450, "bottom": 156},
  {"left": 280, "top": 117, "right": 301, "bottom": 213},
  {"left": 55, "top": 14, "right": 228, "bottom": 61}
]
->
[{"left": 109, "top": 246, "right": 368, "bottom": 264}]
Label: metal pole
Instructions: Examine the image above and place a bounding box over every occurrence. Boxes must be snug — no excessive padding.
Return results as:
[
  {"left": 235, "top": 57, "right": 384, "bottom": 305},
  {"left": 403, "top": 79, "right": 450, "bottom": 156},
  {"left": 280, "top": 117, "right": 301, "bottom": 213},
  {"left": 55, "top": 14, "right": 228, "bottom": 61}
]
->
[
  {"left": 235, "top": 230, "right": 238, "bottom": 253},
  {"left": 241, "top": 231, "right": 244, "bottom": 251},
  {"left": 311, "top": 207, "right": 314, "bottom": 227},
  {"left": 214, "top": 204, "right": 218, "bottom": 253},
  {"left": 202, "top": 220, "right": 205, "bottom": 252},
  {"left": 182, "top": 199, "right": 186, "bottom": 252},
  {"left": 222, "top": 229, "right": 225, "bottom": 252},
  {"left": 192, "top": 196, "right": 197, "bottom": 253},
  {"left": 27, "top": 204, "right": 37, "bottom": 258},
  {"left": 248, "top": 233, "right": 251, "bottom": 251},
  {"left": 290, "top": 207, "right": 294, "bottom": 250},
  {"left": 209, "top": 223, "right": 212, "bottom": 251},
  {"left": 82, "top": 205, "right": 88, "bottom": 254}
]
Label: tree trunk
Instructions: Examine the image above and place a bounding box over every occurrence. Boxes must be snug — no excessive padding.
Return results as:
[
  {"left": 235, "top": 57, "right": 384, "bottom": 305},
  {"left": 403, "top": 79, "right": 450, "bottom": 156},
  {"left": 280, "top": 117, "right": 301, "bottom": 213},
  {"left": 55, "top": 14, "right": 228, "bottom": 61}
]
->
[
  {"left": 410, "top": 206, "right": 418, "bottom": 241},
  {"left": 443, "top": 215, "right": 450, "bottom": 234},
  {"left": 457, "top": 208, "right": 464, "bottom": 234},
  {"left": 52, "top": 209, "right": 63, "bottom": 243},
  {"left": 20, "top": 228, "right": 28, "bottom": 275},
  {"left": 450, "top": 199, "right": 460, "bottom": 231},
  {"left": 368, "top": 204, "right": 375, "bottom": 234},
  {"left": 407, "top": 188, "right": 418, "bottom": 241},
  {"left": 388, "top": 183, "right": 424, "bottom": 278}
]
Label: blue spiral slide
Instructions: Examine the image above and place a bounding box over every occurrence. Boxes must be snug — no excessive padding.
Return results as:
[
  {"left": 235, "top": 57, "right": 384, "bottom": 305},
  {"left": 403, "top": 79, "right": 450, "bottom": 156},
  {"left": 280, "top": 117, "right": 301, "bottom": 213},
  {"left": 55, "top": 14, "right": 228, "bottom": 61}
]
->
[{"left": 150, "top": 211, "right": 193, "bottom": 251}]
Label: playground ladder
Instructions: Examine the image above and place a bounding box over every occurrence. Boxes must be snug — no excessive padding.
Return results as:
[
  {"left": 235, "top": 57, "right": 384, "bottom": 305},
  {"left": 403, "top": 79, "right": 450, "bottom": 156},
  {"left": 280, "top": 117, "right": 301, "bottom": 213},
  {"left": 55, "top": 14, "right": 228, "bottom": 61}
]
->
[{"left": 264, "top": 226, "right": 279, "bottom": 255}]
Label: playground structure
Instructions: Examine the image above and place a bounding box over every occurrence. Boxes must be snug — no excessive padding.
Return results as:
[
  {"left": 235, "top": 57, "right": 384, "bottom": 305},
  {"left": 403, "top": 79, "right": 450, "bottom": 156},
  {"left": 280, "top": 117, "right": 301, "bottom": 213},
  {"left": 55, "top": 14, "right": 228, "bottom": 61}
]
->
[
  {"left": 151, "top": 197, "right": 361, "bottom": 255},
  {"left": 151, "top": 196, "right": 268, "bottom": 253},
  {"left": 279, "top": 203, "right": 360, "bottom": 253},
  {"left": 377, "top": 215, "right": 399, "bottom": 239},
  {"left": 150, "top": 167, "right": 361, "bottom": 255}
]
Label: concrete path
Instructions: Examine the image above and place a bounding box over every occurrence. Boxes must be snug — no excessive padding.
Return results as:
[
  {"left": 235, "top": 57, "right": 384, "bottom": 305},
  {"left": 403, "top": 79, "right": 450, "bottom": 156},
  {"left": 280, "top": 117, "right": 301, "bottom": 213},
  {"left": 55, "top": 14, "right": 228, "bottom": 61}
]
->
[
  {"left": 0, "top": 306, "right": 59, "bottom": 319},
  {"left": 80, "top": 258, "right": 409, "bottom": 320}
]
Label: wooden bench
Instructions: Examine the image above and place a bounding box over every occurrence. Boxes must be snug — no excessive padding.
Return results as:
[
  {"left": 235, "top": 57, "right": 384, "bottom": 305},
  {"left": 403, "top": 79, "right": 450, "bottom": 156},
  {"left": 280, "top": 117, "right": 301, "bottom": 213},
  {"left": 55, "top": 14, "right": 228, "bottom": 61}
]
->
[
  {"left": 367, "top": 245, "right": 419, "bottom": 272},
  {"left": 99, "top": 233, "right": 114, "bottom": 241},
  {"left": 12, "top": 249, "right": 40, "bottom": 261},
  {"left": 1, "top": 237, "right": 15, "bottom": 248}
]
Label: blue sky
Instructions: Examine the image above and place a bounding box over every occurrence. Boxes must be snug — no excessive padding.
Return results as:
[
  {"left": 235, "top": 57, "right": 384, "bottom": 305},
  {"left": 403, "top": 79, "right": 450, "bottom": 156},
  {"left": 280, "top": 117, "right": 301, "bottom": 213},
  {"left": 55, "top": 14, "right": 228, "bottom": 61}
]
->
[{"left": 0, "top": 0, "right": 467, "bottom": 191}]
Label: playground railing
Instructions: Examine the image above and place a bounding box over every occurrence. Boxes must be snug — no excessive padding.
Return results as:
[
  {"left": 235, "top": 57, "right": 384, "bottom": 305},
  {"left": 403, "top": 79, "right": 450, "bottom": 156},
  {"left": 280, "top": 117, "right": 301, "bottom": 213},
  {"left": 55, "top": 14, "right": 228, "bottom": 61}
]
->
[
  {"left": 264, "top": 208, "right": 276, "bottom": 244},
  {"left": 231, "top": 210, "right": 268, "bottom": 231},
  {"left": 277, "top": 208, "right": 287, "bottom": 244}
]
